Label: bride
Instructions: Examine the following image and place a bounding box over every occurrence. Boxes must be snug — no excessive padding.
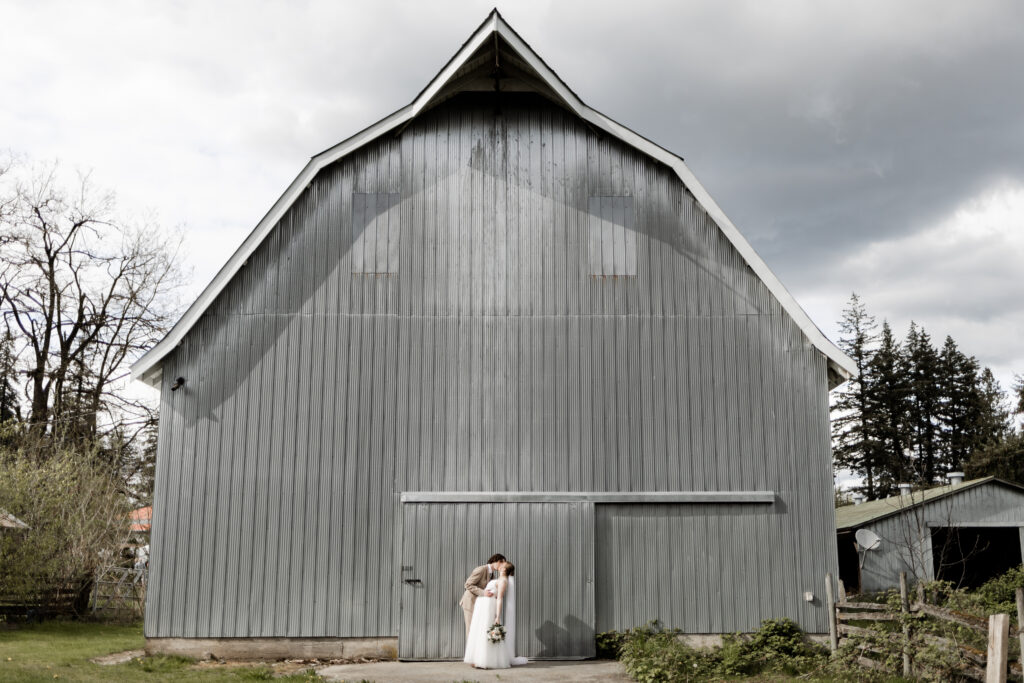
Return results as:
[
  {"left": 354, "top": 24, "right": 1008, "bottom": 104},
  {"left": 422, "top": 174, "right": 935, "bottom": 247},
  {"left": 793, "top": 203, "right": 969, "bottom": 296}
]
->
[{"left": 463, "top": 561, "right": 528, "bottom": 668}]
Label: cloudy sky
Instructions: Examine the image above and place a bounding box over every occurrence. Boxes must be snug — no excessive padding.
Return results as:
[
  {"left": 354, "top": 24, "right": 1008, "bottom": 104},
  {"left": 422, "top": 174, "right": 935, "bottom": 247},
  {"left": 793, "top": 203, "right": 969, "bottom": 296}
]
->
[{"left": 3, "top": 0, "right": 1022, "bottom": 403}]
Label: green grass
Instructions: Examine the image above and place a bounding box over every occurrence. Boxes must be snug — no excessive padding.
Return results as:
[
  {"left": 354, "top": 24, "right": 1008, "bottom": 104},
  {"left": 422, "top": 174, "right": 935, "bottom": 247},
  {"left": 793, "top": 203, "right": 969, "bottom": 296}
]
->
[{"left": 0, "top": 621, "right": 323, "bottom": 682}]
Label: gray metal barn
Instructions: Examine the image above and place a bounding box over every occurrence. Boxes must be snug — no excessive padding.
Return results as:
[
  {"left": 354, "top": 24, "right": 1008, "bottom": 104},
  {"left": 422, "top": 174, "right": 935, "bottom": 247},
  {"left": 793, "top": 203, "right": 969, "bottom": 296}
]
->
[
  {"left": 132, "top": 11, "right": 856, "bottom": 659},
  {"left": 837, "top": 477, "right": 1024, "bottom": 594}
]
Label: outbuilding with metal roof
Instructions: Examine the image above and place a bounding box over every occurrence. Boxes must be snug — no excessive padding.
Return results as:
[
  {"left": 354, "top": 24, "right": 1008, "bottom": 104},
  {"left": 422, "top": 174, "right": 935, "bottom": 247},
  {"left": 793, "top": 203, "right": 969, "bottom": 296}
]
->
[{"left": 836, "top": 475, "right": 1024, "bottom": 594}]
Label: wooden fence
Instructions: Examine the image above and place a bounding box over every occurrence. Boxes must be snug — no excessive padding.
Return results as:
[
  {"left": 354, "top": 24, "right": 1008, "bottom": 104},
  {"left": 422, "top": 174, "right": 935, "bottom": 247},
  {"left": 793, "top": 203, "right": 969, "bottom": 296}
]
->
[
  {"left": 825, "top": 572, "right": 1023, "bottom": 683},
  {"left": 0, "top": 582, "right": 88, "bottom": 620},
  {"left": 90, "top": 566, "right": 146, "bottom": 618}
]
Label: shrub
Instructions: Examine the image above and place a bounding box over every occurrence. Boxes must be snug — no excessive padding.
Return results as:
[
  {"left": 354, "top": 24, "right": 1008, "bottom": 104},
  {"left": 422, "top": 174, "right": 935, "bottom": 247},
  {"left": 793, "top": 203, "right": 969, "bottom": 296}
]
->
[
  {"left": 619, "top": 622, "right": 717, "bottom": 683},
  {"left": 0, "top": 444, "right": 132, "bottom": 617},
  {"left": 596, "top": 629, "right": 628, "bottom": 659},
  {"left": 609, "top": 618, "right": 828, "bottom": 681}
]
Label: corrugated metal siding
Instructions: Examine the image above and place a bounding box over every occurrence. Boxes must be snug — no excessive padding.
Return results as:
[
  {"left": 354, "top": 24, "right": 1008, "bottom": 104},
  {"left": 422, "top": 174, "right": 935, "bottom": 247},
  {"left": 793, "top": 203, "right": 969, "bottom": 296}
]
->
[
  {"left": 146, "top": 92, "right": 836, "bottom": 641},
  {"left": 399, "top": 502, "right": 594, "bottom": 659},
  {"left": 858, "top": 482, "right": 1024, "bottom": 592}
]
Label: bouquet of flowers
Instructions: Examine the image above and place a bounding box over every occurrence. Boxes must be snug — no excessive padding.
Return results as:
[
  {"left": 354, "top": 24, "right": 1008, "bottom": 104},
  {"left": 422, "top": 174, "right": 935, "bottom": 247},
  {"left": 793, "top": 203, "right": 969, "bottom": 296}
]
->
[{"left": 486, "top": 622, "right": 506, "bottom": 644}]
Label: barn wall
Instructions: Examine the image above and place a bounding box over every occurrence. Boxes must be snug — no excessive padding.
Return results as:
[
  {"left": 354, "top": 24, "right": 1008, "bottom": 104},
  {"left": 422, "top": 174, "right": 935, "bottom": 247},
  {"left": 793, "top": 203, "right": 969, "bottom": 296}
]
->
[
  {"left": 859, "top": 483, "right": 1024, "bottom": 592},
  {"left": 146, "top": 93, "right": 836, "bottom": 640}
]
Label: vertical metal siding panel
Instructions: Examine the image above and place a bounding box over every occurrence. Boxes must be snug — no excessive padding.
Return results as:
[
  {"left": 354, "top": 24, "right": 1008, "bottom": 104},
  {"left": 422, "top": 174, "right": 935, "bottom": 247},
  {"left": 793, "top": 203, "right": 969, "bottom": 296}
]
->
[
  {"left": 147, "top": 361, "right": 179, "bottom": 636},
  {"left": 190, "top": 319, "right": 217, "bottom": 636},
  {"left": 241, "top": 283, "right": 264, "bottom": 635},
  {"left": 224, "top": 313, "right": 253, "bottom": 635},
  {"left": 339, "top": 315, "right": 362, "bottom": 634},
  {"left": 167, "top": 341, "right": 194, "bottom": 637},
  {"left": 565, "top": 316, "right": 580, "bottom": 491},
  {"left": 209, "top": 301, "right": 239, "bottom": 636},
  {"left": 326, "top": 315, "right": 350, "bottom": 634}
]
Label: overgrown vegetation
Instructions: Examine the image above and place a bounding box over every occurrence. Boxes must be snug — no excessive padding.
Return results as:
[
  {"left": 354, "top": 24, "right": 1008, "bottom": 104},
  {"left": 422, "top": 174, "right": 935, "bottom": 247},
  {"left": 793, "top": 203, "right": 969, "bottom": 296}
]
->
[
  {"left": 601, "top": 568, "right": 1024, "bottom": 683},
  {"left": 915, "top": 566, "right": 1024, "bottom": 628},
  {"left": 0, "top": 441, "right": 132, "bottom": 616},
  {"left": 837, "top": 567, "right": 1024, "bottom": 681},
  {"left": 599, "top": 618, "right": 840, "bottom": 682}
]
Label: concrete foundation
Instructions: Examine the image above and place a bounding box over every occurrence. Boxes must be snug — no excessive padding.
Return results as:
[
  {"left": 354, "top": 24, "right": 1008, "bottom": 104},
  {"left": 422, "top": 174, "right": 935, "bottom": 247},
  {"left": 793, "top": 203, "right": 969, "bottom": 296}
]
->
[
  {"left": 145, "top": 637, "right": 397, "bottom": 661},
  {"left": 677, "top": 633, "right": 829, "bottom": 648}
]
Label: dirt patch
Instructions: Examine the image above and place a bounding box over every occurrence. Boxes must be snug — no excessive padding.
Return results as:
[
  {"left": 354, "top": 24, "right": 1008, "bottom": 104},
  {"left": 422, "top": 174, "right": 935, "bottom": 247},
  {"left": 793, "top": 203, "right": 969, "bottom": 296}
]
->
[
  {"left": 190, "top": 655, "right": 385, "bottom": 675},
  {"left": 90, "top": 649, "right": 145, "bottom": 665}
]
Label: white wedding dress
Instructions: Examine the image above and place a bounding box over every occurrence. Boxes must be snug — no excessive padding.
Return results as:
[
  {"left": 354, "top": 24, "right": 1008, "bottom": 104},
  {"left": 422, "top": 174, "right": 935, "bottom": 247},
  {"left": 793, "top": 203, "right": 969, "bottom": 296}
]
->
[{"left": 463, "top": 577, "right": 528, "bottom": 668}]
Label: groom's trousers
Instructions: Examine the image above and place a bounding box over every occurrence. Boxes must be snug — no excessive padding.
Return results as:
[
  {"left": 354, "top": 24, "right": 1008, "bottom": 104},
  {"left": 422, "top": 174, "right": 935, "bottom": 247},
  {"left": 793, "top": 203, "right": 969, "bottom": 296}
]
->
[{"left": 463, "top": 606, "right": 473, "bottom": 636}]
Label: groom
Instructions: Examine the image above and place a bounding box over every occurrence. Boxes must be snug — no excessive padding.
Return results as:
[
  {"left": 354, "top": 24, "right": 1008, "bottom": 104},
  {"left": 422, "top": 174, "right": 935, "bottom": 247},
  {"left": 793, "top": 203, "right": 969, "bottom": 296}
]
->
[{"left": 459, "top": 553, "right": 507, "bottom": 636}]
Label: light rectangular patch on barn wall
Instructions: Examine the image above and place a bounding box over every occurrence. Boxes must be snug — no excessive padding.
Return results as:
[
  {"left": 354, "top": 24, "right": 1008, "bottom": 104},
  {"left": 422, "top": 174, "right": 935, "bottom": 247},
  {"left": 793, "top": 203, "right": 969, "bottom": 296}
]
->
[
  {"left": 588, "top": 196, "right": 636, "bottom": 277},
  {"left": 352, "top": 192, "right": 401, "bottom": 274}
]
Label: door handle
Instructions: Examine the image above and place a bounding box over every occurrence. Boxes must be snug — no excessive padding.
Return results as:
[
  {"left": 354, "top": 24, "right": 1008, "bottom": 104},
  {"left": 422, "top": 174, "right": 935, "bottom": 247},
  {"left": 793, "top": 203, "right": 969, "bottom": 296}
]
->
[{"left": 404, "top": 578, "right": 422, "bottom": 586}]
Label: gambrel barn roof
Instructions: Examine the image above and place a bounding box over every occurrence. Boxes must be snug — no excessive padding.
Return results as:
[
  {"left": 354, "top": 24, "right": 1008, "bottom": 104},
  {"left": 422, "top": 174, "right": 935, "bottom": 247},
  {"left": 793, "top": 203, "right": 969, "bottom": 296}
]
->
[{"left": 132, "top": 10, "right": 857, "bottom": 388}]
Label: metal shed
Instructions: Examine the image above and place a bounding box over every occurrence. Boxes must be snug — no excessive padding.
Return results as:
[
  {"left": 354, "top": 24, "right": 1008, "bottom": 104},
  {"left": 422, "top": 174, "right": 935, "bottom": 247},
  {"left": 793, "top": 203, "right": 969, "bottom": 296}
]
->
[
  {"left": 133, "top": 11, "right": 856, "bottom": 660},
  {"left": 836, "top": 477, "right": 1024, "bottom": 594}
]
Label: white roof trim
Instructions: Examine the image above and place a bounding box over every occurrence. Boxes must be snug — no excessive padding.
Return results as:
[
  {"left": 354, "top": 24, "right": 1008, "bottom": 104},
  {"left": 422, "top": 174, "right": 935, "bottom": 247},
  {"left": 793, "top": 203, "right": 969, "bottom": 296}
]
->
[{"left": 132, "top": 10, "right": 856, "bottom": 387}]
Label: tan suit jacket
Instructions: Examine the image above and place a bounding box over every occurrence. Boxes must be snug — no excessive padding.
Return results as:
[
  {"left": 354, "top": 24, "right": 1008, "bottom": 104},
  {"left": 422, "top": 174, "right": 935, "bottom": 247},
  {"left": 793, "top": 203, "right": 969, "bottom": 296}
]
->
[{"left": 458, "top": 564, "right": 492, "bottom": 611}]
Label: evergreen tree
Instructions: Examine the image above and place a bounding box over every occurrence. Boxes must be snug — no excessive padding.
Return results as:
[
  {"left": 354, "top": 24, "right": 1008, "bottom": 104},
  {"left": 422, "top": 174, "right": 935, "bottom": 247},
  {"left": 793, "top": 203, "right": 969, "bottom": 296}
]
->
[
  {"left": 904, "top": 323, "right": 941, "bottom": 484},
  {"left": 936, "top": 336, "right": 980, "bottom": 473},
  {"left": 864, "top": 321, "right": 909, "bottom": 496},
  {"left": 1012, "top": 375, "right": 1024, "bottom": 420},
  {"left": 0, "top": 328, "right": 20, "bottom": 423},
  {"left": 831, "top": 294, "right": 880, "bottom": 498},
  {"left": 965, "top": 433, "right": 1024, "bottom": 485},
  {"left": 970, "top": 368, "right": 1011, "bottom": 448}
]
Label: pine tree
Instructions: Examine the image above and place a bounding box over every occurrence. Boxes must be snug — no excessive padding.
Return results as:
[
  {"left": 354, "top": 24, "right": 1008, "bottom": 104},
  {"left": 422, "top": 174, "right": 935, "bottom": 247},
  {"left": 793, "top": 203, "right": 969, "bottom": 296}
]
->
[
  {"left": 1011, "top": 375, "right": 1024, "bottom": 420},
  {"left": 936, "top": 336, "right": 980, "bottom": 473},
  {"left": 831, "top": 294, "right": 880, "bottom": 497},
  {"left": 970, "top": 368, "right": 1011, "bottom": 449},
  {"left": 0, "top": 328, "right": 20, "bottom": 423},
  {"left": 965, "top": 433, "right": 1024, "bottom": 484},
  {"left": 904, "top": 323, "right": 941, "bottom": 484},
  {"left": 864, "top": 321, "right": 909, "bottom": 496}
]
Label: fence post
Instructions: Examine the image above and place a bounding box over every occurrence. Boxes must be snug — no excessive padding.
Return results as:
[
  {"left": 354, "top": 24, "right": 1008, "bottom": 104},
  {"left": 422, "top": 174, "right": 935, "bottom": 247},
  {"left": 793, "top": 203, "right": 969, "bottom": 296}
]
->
[
  {"left": 1016, "top": 588, "right": 1024, "bottom": 683},
  {"left": 838, "top": 578, "right": 847, "bottom": 604},
  {"left": 900, "top": 571, "right": 911, "bottom": 677},
  {"left": 988, "top": 613, "right": 1009, "bottom": 683},
  {"left": 825, "top": 572, "right": 838, "bottom": 652}
]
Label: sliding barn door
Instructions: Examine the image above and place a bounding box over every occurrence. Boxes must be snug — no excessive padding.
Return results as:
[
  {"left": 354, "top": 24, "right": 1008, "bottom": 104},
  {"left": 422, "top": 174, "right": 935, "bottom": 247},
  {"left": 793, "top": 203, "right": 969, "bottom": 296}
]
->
[{"left": 398, "top": 502, "right": 595, "bottom": 660}]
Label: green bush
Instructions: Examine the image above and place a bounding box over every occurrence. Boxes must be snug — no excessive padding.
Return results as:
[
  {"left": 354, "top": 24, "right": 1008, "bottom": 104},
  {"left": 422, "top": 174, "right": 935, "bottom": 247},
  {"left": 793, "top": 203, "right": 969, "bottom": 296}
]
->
[
  {"left": 608, "top": 618, "right": 829, "bottom": 682},
  {"left": 0, "top": 445, "right": 132, "bottom": 616},
  {"left": 596, "top": 629, "right": 628, "bottom": 659},
  {"left": 619, "top": 622, "right": 717, "bottom": 683}
]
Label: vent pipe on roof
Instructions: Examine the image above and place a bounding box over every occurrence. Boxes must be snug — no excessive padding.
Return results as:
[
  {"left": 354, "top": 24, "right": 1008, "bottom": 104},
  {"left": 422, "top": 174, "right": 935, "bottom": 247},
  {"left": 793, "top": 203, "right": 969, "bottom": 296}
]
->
[
  {"left": 898, "top": 483, "right": 912, "bottom": 497},
  {"left": 853, "top": 493, "right": 866, "bottom": 505},
  {"left": 947, "top": 472, "right": 965, "bottom": 485}
]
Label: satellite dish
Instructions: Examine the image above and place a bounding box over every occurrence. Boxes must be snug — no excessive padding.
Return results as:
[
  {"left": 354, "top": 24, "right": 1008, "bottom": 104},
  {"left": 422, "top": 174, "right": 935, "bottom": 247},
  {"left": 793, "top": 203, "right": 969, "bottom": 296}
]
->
[
  {"left": 855, "top": 529, "right": 881, "bottom": 551},
  {"left": 855, "top": 529, "right": 882, "bottom": 569}
]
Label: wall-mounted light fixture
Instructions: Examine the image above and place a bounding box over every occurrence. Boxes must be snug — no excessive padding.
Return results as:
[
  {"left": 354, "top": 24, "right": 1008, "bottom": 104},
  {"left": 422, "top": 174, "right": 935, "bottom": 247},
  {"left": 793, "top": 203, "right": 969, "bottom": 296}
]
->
[{"left": 171, "top": 377, "right": 186, "bottom": 392}]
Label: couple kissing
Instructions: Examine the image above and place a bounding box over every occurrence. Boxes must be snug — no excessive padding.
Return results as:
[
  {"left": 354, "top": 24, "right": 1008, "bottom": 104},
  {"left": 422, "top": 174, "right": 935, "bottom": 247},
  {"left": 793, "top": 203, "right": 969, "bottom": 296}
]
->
[{"left": 459, "top": 553, "right": 528, "bottom": 669}]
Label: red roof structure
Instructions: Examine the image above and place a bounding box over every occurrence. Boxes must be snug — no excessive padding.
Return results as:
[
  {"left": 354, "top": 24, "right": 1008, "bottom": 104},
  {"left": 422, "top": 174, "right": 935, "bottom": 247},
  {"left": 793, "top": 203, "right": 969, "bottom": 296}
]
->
[{"left": 130, "top": 506, "right": 152, "bottom": 532}]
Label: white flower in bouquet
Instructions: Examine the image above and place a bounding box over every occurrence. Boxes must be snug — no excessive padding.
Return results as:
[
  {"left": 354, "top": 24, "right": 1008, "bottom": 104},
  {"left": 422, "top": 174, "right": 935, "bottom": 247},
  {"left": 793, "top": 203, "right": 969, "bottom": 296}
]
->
[{"left": 486, "top": 622, "right": 506, "bottom": 644}]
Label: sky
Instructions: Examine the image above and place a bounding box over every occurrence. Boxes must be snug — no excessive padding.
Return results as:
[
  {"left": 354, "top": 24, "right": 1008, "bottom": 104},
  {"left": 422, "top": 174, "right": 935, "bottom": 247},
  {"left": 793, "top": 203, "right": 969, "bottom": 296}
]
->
[{"left": 2, "top": 0, "right": 1023, "bottom": 412}]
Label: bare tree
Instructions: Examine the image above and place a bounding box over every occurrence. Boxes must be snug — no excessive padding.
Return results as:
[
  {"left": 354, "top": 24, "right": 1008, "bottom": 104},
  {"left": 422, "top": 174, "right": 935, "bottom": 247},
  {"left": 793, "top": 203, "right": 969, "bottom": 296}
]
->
[{"left": 0, "top": 159, "right": 184, "bottom": 452}]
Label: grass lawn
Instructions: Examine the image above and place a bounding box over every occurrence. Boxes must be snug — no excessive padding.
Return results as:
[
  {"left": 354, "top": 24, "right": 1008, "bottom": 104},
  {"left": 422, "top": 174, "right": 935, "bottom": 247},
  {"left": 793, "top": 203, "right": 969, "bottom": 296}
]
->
[{"left": 0, "top": 621, "right": 322, "bottom": 682}]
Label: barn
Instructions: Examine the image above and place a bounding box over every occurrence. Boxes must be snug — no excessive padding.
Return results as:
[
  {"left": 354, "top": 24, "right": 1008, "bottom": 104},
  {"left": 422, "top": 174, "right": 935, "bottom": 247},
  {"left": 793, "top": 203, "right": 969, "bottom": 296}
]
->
[
  {"left": 837, "top": 475, "right": 1024, "bottom": 594},
  {"left": 132, "top": 11, "right": 857, "bottom": 660}
]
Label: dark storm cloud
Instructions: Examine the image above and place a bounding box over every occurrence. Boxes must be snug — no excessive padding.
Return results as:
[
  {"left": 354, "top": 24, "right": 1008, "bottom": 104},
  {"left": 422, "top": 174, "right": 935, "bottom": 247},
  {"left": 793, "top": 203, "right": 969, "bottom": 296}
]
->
[
  {"left": 2, "top": 0, "right": 1021, "bottom": 390},
  {"left": 522, "top": 2, "right": 1024, "bottom": 289}
]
